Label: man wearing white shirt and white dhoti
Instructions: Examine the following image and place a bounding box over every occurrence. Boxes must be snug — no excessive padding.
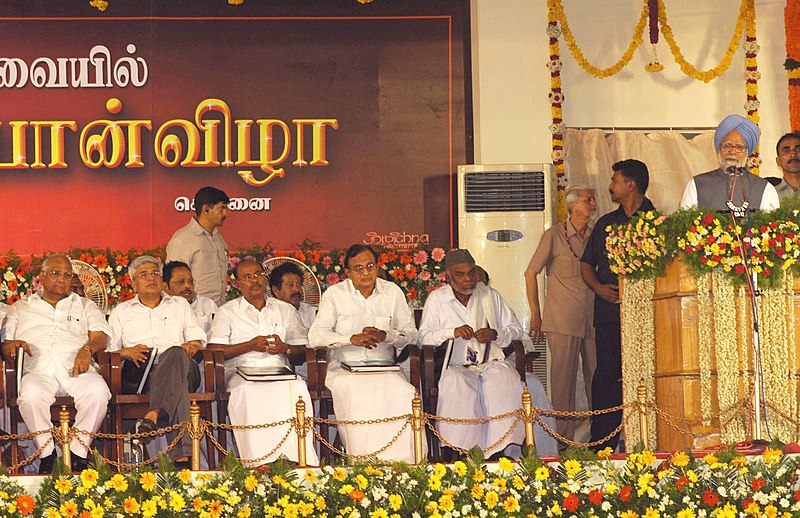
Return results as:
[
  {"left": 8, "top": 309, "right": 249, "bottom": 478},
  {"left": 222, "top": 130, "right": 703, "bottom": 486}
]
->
[
  {"left": 419, "top": 249, "right": 526, "bottom": 459},
  {"left": 208, "top": 259, "right": 317, "bottom": 466},
  {"left": 308, "top": 244, "right": 422, "bottom": 463},
  {"left": 269, "top": 262, "right": 317, "bottom": 380},
  {"left": 108, "top": 255, "right": 206, "bottom": 467},
  {"left": 163, "top": 261, "right": 218, "bottom": 334},
  {"left": 1, "top": 254, "right": 111, "bottom": 473}
]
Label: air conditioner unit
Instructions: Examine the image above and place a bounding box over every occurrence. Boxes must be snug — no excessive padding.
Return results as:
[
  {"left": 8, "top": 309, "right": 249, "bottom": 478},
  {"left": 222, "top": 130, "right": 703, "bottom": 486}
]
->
[{"left": 457, "top": 163, "right": 554, "bottom": 389}]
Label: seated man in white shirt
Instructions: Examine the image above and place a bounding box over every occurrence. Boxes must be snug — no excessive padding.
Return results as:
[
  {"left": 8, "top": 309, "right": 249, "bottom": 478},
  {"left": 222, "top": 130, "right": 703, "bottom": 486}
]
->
[
  {"left": 308, "top": 244, "right": 423, "bottom": 463},
  {"left": 108, "top": 255, "right": 206, "bottom": 467},
  {"left": 163, "top": 261, "right": 218, "bottom": 334},
  {"left": 1, "top": 254, "right": 111, "bottom": 474},
  {"left": 208, "top": 259, "right": 317, "bottom": 466},
  {"left": 419, "top": 249, "right": 526, "bottom": 459}
]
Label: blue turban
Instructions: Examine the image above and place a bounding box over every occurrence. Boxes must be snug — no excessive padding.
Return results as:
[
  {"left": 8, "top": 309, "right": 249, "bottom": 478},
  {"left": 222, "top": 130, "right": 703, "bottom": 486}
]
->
[{"left": 714, "top": 114, "right": 760, "bottom": 155}]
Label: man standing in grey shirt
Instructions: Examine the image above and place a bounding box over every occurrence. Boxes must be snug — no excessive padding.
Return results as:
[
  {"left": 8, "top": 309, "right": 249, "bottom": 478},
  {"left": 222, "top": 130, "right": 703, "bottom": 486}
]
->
[
  {"left": 774, "top": 131, "right": 800, "bottom": 201},
  {"left": 166, "top": 186, "right": 230, "bottom": 306}
]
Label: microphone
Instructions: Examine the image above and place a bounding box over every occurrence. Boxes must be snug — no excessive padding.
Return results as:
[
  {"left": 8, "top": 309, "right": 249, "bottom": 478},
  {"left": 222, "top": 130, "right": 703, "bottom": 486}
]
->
[{"left": 726, "top": 165, "right": 748, "bottom": 176}]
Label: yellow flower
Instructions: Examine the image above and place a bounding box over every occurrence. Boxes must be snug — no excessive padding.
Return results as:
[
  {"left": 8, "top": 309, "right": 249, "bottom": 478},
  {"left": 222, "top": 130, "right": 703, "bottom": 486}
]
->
[
  {"left": 170, "top": 492, "right": 185, "bottom": 512},
  {"left": 731, "top": 456, "right": 747, "bottom": 467},
  {"left": 123, "top": 497, "right": 140, "bottom": 514},
  {"left": 238, "top": 507, "right": 252, "bottom": 518},
  {"left": 485, "top": 490, "right": 499, "bottom": 509},
  {"left": 46, "top": 509, "right": 61, "bottom": 518},
  {"left": 497, "top": 457, "right": 514, "bottom": 472},
  {"left": 433, "top": 463, "right": 447, "bottom": 478},
  {"left": 503, "top": 496, "right": 520, "bottom": 513},
  {"left": 453, "top": 461, "right": 467, "bottom": 476},
  {"left": 60, "top": 501, "right": 78, "bottom": 518},
  {"left": 763, "top": 447, "right": 782, "bottom": 465},
  {"left": 80, "top": 469, "right": 99, "bottom": 488},
  {"left": 244, "top": 475, "right": 259, "bottom": 492},
  {"left": 644, "top": 508, "right": 660, "bottom": 518},
  {"left": 473, "top": 469, "right": 486, "bottom": 482},
  {"left": 535, "top": 466, "right": 550, "bottom": 480},
  {"left": 764, "top": 505, "right": 778, "bottom": 518},
  {"left": 370, "top": 510, "right": 388, "bottom": 518},
  {"left": 640, "top": 450, "right": 657, "bottom": 466},
  {"left": 355, "top": 474, "right": 368, "bottom": 489},
  {"left": 139, "top": 471, "right": 157, "bottom": 492},
  {"left": 428, "top": 476, "right": 441, "bottom": 490},
  {"left": 108, "top": 474, "right": 128, "bottom": 493},
  {"left": 141, "top": 499, "right": 158, "bottom": 518},
  {"left": 471, "top": 484, "right": 484, "bottom": 499},
  {"left": 315, "top": 496, "right": 325, "bottom": 511},
  {"left": 332, "top": 467, "right": 347, "bottom": 481},
  {"left": 703, "top": 453, "right": 718, "bottom": 465},
  {"left": 365, "top": 465, "right": 384, "bottom": 477},
  {"left": 671, "top": 451, "right": 690, "bottom": 467},
  {"left": 90, "top": 506, "right": 104, "bottom": 518},
  {"left": 687, "top": 470, "right": 698, "bottom": 483},
  {"left": 389, "top": 494, "right": 402, "bottom": 511},
  {"left": 676, "top": 508, "right": 696, "bottom": 518},
  {"left": 55, "top": 479, "right": 73, "bottom": 494},
  {"left": 208, "top": 500, "right": 224, "bottom": 518},
  {"left": 178, "top": 469, "right": 193, "bottom": 483},
  {"left": 619, "top": 511, "right": 638, "bottom": 518},
  {"left": 438, "top": 494, "right": 455, "bottom": 512},
  {"left": 563, "top": 459, "right": 581, "bottom": 478},
  {"left": 597, "top": 447, "right": 613, "bottom": 459},
  {"left": 424, "top": 502, "right": 438, "bottom": 514}
]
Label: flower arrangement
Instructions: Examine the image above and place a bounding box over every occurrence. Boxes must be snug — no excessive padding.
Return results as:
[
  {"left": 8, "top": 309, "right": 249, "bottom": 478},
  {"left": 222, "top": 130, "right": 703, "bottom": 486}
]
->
[
  {"left": 606, "top": 210, "right": 668, "bottom": 280},
  {"left": 0, "top": 242, "right": 448, "bottom": 309},
  {"left": 22, "top": 446, "right": 800, "bottom": 518}
]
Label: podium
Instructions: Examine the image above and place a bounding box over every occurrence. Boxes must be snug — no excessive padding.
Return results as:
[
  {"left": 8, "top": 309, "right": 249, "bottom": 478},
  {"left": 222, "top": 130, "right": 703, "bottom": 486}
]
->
[{"left": 621, "top": 259, "right": 800, "bottom": 451}]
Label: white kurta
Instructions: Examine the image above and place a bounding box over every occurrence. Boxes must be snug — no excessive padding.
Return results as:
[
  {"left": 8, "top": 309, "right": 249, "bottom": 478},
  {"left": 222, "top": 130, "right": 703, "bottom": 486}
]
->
[
  {"left": 308, "top": 278, "right": 422, "bottom": 463},
  {"left": 209, "top": 296, "right": 317, "bottom": 465},
  {"left": 419, "top": 284, "right": 527, "bottom": 455},
  {"left": 3, "top": 292, "right": 111, "bottom": 457},
  {"left": 191, "top": 295, "right": 218, "bottom": 335}
]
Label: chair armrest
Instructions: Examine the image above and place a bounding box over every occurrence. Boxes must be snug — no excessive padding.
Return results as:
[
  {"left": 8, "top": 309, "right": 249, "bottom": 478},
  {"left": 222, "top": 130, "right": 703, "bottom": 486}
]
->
[
  {"left": 95, "top": 351, "right": 110, "bottom": 382},
  {"left": 305, "top": 347, "right": 328, "bottom": 395},
  {"left": 405, "top": 344, "right": 421, "bottom": 392},
  {"left": 107, "top": 351, "right": 124, "bottom": 394},
  {"left": 525, "top": 351, "right": 541, "bottom": 373},
  {"left": 511, "top": 340, "right": 526, "bottom": 380},
  {"left": 3, "top": 356, "right": 16, "bottom": 401},
  {"left": 199, "top": 349, "right": 217, "bottom": 393},
  {"left": 421, "top": 344, "right": 437, "bottom": 393}
]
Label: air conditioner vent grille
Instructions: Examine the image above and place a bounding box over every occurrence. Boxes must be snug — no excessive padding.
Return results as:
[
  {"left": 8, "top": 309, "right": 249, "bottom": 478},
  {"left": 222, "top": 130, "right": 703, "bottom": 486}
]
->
[{"left": 464, "top": 171, "right": 545, "bottom": 212}]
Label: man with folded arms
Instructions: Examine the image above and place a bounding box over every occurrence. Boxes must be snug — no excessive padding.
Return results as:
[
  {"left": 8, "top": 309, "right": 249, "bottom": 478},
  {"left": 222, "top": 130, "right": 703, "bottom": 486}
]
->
[
  {"left": 108, "top": 255, "right": 206, "bottom": 467},
  {"left": 163, "top": 261, "right": 218, "bottom": 334},
  {"left": 208, "top": 259, "right": 317, "bottom": 465},
  {"left": 309, "top": 244, "right": 421, "bottom": 462},
  {"left": 419, "top": 249, "right": 526, "bottom": 459},
  {"left": 1, "top": 254, "right": 110, "bottom": 473}
]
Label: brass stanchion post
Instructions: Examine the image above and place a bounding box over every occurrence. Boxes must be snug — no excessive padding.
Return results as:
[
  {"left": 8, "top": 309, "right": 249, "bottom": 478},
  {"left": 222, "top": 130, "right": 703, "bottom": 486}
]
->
[
  {"left": 522, "top": 386, "right": 536, "bottom": 450},
  {"left": 59, "top": 405, "right": 72, "bottom": 471},
  {"left": 296, "top": 396, "right": 307, "bottom": 468},
  {"left": 190, "top": 400, "right": 201, "bottom": 471},
  {"left": 412, "top": 392, "right": 424, "bottom": 465},
  {"left": 637, "top": 380, "right": 650, "bottom": 448}
]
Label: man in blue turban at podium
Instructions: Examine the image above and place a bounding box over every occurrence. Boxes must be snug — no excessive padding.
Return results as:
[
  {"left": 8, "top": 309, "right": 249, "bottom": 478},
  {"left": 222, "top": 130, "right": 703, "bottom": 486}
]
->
[{"left": 680, "top": 114, "right": 779, "bottom": 214}]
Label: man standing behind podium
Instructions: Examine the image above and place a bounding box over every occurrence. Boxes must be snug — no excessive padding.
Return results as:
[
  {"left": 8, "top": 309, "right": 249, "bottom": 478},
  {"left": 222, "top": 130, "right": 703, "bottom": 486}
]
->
[
  {"left": 308, "top": 244, "right": 421, "bottom": 462},
  {"left": 581, "top": 159, "right": 654, "bottom": 451},
  {"left": 167, "top": 186, "right": 230, "bottom": 306},
  {"left": 680, "top": 114, "right": 779, "bottom": 212}
]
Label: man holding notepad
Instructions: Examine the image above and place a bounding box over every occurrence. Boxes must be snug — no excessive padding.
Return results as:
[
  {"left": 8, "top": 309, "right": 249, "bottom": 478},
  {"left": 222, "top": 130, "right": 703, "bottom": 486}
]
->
[
  {"left": 208, "top": 259, "right": 317, "bottom": 466},
  {"left": 108, "top": 255, "right": 206, "bottom": 467},
  {"left": 308, "top": 244, "right": 422, "bottom": 463}
]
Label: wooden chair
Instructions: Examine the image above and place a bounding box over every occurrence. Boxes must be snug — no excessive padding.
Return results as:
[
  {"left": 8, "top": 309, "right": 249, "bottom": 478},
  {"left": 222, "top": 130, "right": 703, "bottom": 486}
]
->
[
  {"left": 420, "top": 339, "right": 526, "bottom": 461},
  {"left": 2, "top": 352, "right": 112, "bottom": 473},
  {"left": 105, "top": 349, "right": 219, "bottom": 469},
  {"left": 305, "top": 345, "right": 422, "bottom": 464}
]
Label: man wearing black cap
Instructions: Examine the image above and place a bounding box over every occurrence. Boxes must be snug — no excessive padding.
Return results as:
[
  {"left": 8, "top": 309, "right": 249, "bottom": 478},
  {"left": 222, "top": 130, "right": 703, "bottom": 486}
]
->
[{"left": 419, "top": 248, "right": 526, "bottom": 458}]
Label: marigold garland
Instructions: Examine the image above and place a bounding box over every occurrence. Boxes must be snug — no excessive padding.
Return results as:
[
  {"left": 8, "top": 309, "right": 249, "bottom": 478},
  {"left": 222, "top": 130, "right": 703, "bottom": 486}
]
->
[
  {"left": 696, "top": 273, "right": 713, "bottom": 426},
  {"left": 546, "top": 11, "right": 567, "bottom": 221},
  {"left": 743, "top": 0, "right": 761, "bottom": 175},
  {"left": 787, "top": 0, "right": 800, "bottom": 130}
]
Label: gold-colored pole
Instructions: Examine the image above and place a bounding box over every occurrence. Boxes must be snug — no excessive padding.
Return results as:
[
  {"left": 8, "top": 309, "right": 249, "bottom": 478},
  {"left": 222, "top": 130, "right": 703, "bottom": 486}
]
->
[
  {"left": 412, "top": 392, "right": 424, "bottom": 465},
  {"left": 295, "top": 396, "right": 308, "bottom": 468},
  {"left": 637, "top": 380, "right": 650, "bottom": 449},
  {"left": 190, "top": 400, "right": 201, "bottom": 471},
  {"left": 522, "top": 386, "right": 535, "bottom": 451},
  {"left": 59, "top": 405, "right": 72, "bottom": 471}
]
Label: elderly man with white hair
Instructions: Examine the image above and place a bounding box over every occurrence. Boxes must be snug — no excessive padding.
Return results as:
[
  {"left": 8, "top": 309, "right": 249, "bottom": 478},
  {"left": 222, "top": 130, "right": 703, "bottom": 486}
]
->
[
  {"left": 1, "top": 254, "right": 111, "bottom": 473},
  {"left": 680, "top": 113, "right": 779, "bottom": 212},
  {"left": 108, "top": 255, "right": 206, "bottom": 467}
]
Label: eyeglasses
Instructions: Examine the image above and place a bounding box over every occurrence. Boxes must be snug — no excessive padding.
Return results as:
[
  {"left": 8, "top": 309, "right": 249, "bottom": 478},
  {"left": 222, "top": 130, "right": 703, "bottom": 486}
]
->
[
  {"left": 720, "top": 142, "right": 747, "bottom": 153},
  {"left": 350, "top": 263, "right": 376, "bottom": 273},
  {"left": 46, "top": 270, "right": 74, "bottom": 280},
  {"left": 135, "top": 271, "right": 162, "bottom": 280},
  {"left": 239, "top": 271, "right": 266, "bottom": 282}
]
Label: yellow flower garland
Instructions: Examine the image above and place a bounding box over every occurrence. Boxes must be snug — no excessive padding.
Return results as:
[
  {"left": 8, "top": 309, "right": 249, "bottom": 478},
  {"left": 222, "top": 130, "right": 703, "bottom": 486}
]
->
[
  {"left": 547, "top": 0, "right": 649, "bottom": 79},
  {"left": 657, "top": 0, "right": 748, "bottom": 83},
  {"left": 697, "top": 273, "right": 713, "bottom": 426}
]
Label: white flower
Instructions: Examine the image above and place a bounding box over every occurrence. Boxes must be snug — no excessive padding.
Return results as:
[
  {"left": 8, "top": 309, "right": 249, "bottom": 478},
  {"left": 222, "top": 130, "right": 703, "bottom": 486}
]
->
[{"left": 601, "top": 501, "right": 612, "bottom": 511}]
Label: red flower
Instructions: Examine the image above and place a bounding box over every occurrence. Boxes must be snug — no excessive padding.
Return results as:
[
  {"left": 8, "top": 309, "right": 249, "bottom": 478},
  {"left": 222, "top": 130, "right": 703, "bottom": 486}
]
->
[
  {"left": 307, "top": 250, "right": 321, "bottom": 265},
  {"left": 676, "top": 475, "right": 688, "bottom": 490},
  {"left": 620, "top": 485, "right": 632, "bottom": 502},
  {"left": 793, "top": 490, "right": 800, "bottom": 501},
  {"left": 8, "top": 294, "right": 20, "bottom": 304},
  {"left": 115, "top": 254, "right": 130, "bottom": 267},
  {"left": 349, "top": 489, "right": 365, "bottom": 502},
  {"left": 588, "top": 488, "right": 604, "bottom": 505},
  {"left": 742, "top": 498, "right": 754, "bottom": 509},
  {"left": 706, "top": 235, "right": 716, "bottom": 244},
  {"left": 735, "top": 265, "right": 746, "bottom": 274},
  {"left": 408, "top": 287, "right": 419, "bottom": 301},
  {"left": 752, "top": 477, "right": 766, "bottom": 492},
  {"left": 562, "top": 493, "right": 579, "bottom": 512},
  {"left": 399, "top": 254, "right": 412, "bottom": 265},
  {"left": 760, "top": 225, "right": 768, "bottom": 233},
  {"left": 771, "top": 221, "right": 779, "bottom": 229},
  {"left": 391, "top": 268, "right": 405, "bottom": 281},
  {"left": 7, "top": 279, "right": 18, "bottom": 291},
  {"left": 294, "top": 251, "right": 306, "bottom": 262},
  {"left": 406, "top": 265, "right": 418, "bottom": 278},
  {"left": 702, "top": 490, "right": 720, "bottom": 507},
  {"left": 15, "top": 494, "right": 34, "bottom": 515},
  {"left": 93, "top": 254, "right": 108, "bottom": 269},
  {"left": 703, "top": 213, "right": 714, "bottom": 225}
]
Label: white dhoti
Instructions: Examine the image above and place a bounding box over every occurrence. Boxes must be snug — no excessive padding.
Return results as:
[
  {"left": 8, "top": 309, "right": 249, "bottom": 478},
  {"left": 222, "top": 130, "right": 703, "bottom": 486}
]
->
[
  {"left": 18, "top": 370, "right": 111, "bottom": 457},
  {"left": 436, "top": 361, "right": 524, "bottom": 456},
  {"left": 227, "top": 374, "right": 319, "bottom": 466},
  {"left": 326, "top": 367, "right": 423, "bottom": 463}
]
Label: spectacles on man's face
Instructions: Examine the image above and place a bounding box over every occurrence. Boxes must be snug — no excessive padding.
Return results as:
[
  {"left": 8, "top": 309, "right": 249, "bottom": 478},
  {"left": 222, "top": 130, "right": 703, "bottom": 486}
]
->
[
  {"left": 135, "top": 270, "right": 162, "bottom": 280},
  {"left": 349, "top": 263, "right": 376, "bottom": 274},
  {"left": 239, "top": 271, "right": 266, "bottom": 282},
  {"left": 46, "top": 270, "right": 75, "bottom": 280},
  {"left": 720, "top": 142, "right": 747, "bottom": 153}
]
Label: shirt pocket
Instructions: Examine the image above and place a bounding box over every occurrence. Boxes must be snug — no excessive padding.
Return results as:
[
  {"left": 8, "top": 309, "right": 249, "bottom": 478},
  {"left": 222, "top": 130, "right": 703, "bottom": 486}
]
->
[
  {"left": 65, "top": 314, "right": 88, "bottom": 338},
  {"left": 552, "top": 255, "right": 581, "bottom": 280}
]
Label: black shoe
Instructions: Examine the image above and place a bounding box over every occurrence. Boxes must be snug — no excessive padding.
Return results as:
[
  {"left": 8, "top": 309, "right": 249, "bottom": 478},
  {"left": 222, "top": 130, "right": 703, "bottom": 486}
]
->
[
  {"left": 134, "top": 418, "right": 158, "bottom": 445},
  {"left": 38, "top": 451, "right": 57, "bottom": 475},
  {"left": 71, "top": 453, "right": 88, "bottom": 473}
]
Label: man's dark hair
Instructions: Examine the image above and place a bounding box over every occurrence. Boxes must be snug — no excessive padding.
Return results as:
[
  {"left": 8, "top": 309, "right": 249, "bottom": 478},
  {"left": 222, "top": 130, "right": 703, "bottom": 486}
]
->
[
  {"left": 343, "top": 244, "right": 378, "bottom": 269},
  {"left": 612, "top": 159, "right": 649, "bottom": 195},
  {"left": 234, "top": 259, "right": 262, "bottom": 279},
  {"left": 194, "top": 186, "right": 230, "bottom": 216},
  {"left": 269, "top": 262, "right": 304, "bottom": 291},
  {"left": 162, "top": 261, "right": 191, "bottom": 286},
  {"left": 776, "top": 131, "right": 800, "bottom": 155}
]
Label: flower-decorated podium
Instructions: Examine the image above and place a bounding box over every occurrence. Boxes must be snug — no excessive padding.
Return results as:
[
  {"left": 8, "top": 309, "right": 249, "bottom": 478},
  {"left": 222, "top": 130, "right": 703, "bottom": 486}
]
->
[{"left": 611, "top": 206, "right": 800, "bottom": 452}]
